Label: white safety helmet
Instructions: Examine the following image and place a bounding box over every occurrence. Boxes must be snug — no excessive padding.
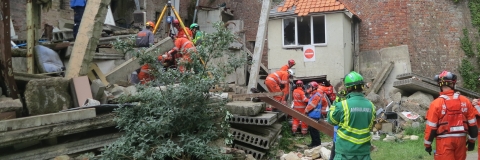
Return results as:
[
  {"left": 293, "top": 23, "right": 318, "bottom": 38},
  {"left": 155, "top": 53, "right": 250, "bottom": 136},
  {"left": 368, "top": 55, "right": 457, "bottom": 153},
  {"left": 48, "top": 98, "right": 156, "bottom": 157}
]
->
[{"left": 288, "top": 69, "right": 294, "bottom": 76}]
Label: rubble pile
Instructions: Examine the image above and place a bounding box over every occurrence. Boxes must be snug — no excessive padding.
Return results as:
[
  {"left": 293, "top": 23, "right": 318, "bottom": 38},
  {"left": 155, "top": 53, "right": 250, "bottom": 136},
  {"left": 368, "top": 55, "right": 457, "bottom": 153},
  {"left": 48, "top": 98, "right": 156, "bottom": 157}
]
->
[
  {"left": 226, "top": 100, "right": 283, "bottom": 160},
  {"left": 279, "top": 145, "right": 331, "bottom": 160}
]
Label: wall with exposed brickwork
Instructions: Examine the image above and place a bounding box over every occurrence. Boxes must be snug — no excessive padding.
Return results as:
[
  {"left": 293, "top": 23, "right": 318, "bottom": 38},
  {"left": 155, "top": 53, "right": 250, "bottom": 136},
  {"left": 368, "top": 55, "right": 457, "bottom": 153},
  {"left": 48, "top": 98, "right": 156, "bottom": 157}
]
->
[
  {"left": 181, "top": 0, "right": 269, "bottom": 67},
  {"left": 340, "top": 0, "right": 473, "bottom": 80},
  {"left": 10, "top": 0, "right": 74, "bottom": 40}
]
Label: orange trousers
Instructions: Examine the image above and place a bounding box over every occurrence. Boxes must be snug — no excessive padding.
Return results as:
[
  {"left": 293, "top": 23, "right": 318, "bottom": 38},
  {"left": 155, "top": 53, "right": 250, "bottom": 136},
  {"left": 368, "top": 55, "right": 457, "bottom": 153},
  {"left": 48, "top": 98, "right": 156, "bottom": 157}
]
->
[
  {"left": 265, "top": 79, "right": 283, "bottom": 101},
  {"left": 434, "top": 137, "right": 466, "bottom": 160},
  {"left": 292, "top": 107, "right": 308, "bottom": 134}
]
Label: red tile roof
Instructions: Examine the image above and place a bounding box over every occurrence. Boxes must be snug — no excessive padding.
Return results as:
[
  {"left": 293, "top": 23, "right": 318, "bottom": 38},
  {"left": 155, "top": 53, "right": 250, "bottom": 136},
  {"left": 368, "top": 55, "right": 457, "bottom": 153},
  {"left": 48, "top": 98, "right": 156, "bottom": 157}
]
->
[{"left": 277, "top": 0, "right": 350, "bottom": 16}]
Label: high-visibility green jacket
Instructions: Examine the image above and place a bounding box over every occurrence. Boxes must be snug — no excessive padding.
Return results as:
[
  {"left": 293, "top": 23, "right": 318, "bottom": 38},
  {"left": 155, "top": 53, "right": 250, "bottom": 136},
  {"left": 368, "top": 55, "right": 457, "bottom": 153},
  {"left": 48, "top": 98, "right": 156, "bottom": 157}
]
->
[{"left": 327, "top": 92, "right": 376, "bottom": 156}]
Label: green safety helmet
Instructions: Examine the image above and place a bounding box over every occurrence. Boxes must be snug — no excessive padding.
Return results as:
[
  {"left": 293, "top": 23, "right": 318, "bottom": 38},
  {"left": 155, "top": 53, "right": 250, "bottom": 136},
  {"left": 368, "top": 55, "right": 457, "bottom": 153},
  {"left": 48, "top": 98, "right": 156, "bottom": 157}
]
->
[
  {"left": 344, "top": 71, "right": 364, "bottom": 88},
  {"left": 190, "top": 23, "right": 199, "bottom": 29}
]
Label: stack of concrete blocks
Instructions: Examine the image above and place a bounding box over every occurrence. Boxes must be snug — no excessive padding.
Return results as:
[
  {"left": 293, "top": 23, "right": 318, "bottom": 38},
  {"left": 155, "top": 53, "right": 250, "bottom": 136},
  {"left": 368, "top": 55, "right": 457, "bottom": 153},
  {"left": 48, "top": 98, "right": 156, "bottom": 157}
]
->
[
  {"left": 225, "top": 101, "right": 282, "bottom": 159},
  {"left": 52, "top": 30, "right": 74, "bottom": 42}
]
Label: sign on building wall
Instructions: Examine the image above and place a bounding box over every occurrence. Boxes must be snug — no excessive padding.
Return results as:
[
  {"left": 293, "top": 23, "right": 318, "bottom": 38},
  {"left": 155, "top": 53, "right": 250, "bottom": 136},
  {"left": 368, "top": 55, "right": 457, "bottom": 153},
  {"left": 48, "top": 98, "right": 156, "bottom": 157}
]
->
[{"left": 303, "top": 45, "right": 315, "bottom": 62}]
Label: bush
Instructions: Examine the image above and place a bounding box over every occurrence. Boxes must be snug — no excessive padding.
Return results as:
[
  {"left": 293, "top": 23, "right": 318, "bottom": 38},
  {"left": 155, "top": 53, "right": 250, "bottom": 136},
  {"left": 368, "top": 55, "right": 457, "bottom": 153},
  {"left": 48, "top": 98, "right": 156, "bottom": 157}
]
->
[{"left": 98, "top": 22, "right": 246, "bottom": 160}]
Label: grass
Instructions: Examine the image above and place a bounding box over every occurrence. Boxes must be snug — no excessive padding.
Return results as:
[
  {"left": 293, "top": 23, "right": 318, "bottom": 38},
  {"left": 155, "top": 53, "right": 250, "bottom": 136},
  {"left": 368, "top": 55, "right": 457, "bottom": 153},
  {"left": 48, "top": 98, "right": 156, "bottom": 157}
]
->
[{"left": 370, "top": 123, "right": 477, "bottom": 160}]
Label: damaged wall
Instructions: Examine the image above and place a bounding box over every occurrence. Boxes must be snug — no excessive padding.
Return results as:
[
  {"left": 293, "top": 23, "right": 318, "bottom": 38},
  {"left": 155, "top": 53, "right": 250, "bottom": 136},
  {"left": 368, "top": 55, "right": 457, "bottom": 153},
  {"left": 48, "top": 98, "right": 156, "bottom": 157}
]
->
[
  {"left": 9, "top": 0, "right": 173, "bottom": 39},
  {"left": 10, "top": 0, "right": 74, "bottom": 40},
  {"left": 181, "top": 0, "right": 270, "bottom": 67},
  {"left": 340, "top": 0, "right": 473, "bottom": 79}
]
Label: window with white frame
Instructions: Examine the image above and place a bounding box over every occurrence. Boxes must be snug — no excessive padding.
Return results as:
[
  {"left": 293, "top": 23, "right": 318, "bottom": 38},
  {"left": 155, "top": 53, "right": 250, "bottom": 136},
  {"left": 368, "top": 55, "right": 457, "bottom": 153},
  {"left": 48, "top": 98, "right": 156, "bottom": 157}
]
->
[{"left": 283, "top": 15, "right": 326, "bottom": 47}]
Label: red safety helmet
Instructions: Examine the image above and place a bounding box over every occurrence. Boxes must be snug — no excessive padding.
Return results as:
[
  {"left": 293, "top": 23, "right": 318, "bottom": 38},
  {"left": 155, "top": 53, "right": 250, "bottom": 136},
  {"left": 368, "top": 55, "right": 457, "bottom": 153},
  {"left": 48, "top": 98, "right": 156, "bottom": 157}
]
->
[
  {"left": 434, "top": 70, "right": 457, "bottom": 87},
  {"left": 296, "top": 80, "right": 303, "bottom": 87},
  {"left": 145, "top": 21, "right": 155, "bottom": 28},
  {"left": 288, "top": 59, "right": 296, "bottom": 67},
  {"left": 309, "top": 81, "right": 319, "bottom": 89},
  {"left": 173, "top": 19, "right": 180, "bottom": 24}
]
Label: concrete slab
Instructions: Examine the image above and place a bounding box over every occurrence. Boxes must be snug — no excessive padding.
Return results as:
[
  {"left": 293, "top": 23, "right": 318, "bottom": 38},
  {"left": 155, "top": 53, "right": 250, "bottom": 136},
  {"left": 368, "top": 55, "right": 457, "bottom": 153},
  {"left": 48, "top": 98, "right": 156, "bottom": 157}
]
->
[
  {"left": 24, "top": 78, "right": 72, "bottom": 116},
  {"left": 396, "top": 72, "right": 480, "bottom": 99},
  {"left": 0, "top": 133, "right": 121, "bottom": 160},
  {"left": 0, "top": 98, "right": 22, "bottom": 117},
  {"left": 230, "top": 123, "right": 282, "bottom": 149},
  {"left": 90, "top": 79, "right": 106, "bottom": 101},
  {"left": 226, "top": 101, "right": 266, "bottom": 116},
  {"left": 0, "top": 113, "right": 115, "bottom": 147},
  {"left": 105, "top": 37, "right": 174, "bottom": 84},
  {"left": 393, "top": 79, "right": 439, "bottom": 97},
  {"left": 233, "top": 143, "right": 266, "bottom": 160},
  {"left": 358, "top": 45, "right": 412, "bottom": 96},
  {"left": 229, "top": 112, "right": 278, "bottom": 125},
  {"left": 0, "top": 108, "right": 96, "bottom": 132},
  {"left": 94, "top": 60, "right": 116, "bottom": 74},
  {"left": 70, "top": 76, "right": 93, "bottom": 107}
]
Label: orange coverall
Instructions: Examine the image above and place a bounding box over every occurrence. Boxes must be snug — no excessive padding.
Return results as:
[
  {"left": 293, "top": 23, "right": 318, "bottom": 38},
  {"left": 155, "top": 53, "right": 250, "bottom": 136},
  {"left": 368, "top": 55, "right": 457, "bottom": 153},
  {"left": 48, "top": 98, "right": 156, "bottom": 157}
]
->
[
  {"left": 424, "top": 90, "right": 478, "bottom": 160},
  {"left": 265, "top": 70, "right": 289, "bottom": 102},
  {"left": 138, "top": 64, "right": 154, "bottom": 84},
  {"left": 292, "top": 86, "right": 309, "bottom": 134},
  {"left": 280, "top": 64, "right": 289, "bottom": 71},
  {"left": 159, "top": 38, "right": 196, "bottom": 72},
  {"left": 472, "top": 99, "right": 480, "bottom": 159},
  {"left": 304, "top": 90, "right": 327, "bottom": 120},
  {"left": 318, "top": 85, "right": 335, "bottom": 116},
  {"left": 176, "top": 27, "right": 193, "bottom": 39}
]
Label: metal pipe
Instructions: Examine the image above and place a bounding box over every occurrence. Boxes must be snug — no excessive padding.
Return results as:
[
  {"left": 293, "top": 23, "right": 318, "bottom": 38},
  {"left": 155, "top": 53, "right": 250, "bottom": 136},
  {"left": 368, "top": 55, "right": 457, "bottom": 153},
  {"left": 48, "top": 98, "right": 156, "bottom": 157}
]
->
[
  {"left": 192, "top": 0, "right": 200, "bottom": 23},
  {"left": 0, "top": 0, "right": 19, "bottom": 99}
]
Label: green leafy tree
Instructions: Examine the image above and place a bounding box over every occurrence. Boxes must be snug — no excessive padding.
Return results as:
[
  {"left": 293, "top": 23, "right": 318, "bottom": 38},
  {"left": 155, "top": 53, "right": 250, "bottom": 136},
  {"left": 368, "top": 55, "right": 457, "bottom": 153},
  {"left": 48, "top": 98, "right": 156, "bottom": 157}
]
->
[{"left": 99, "top": 22, "right": 246, "bottom": 160}]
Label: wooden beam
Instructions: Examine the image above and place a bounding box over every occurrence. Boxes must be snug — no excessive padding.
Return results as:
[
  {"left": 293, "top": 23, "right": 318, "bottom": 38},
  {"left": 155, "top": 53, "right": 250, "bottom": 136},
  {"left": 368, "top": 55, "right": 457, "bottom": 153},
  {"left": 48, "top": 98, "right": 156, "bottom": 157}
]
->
[
  {"left": 231, "top": 92, "right": 283, "bottom": 99},
  {"left": 65, "top": 0, "right": 112, "bottom": 79},
  {"left": 246, "top": 0, "right": 271, "bottom": 93},
  {"left": 366, "top": 61, "right": 394, "bottom": 95},
  {"left": 0, "top": 1, "right": 19, "bottom": 99},
  {"left": 26, "top": 0, "right": 40, "bottom": 74}
]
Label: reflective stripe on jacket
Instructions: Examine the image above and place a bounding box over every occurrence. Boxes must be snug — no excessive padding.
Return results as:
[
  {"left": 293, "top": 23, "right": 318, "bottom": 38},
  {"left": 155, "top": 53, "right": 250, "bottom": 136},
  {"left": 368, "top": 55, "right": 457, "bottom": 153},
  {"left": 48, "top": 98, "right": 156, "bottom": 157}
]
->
[
  {"left": 306, "top": 92, "right": 323, "bottom": 119},
  {"left": 424, "top": 90, "right": 478, "bottom": 147},
  {"left": 327, "top": 92, "right": 375, "bottom": 156},
  {"left": 293, "top": 87, "right": 309, "bottom": 107},
  {"left": 266, "top": 70, "right": 289, "bottom": 85}
]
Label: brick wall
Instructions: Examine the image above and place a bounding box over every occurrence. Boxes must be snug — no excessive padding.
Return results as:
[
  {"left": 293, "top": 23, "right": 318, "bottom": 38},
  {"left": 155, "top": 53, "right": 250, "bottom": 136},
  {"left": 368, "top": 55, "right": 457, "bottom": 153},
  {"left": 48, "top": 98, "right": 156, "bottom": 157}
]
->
[
  {"left": 10, "top": 0, "right": 74, "bottom": 40},
  {"left": 340, "top": 0, "right": 473, "bottom": 79}
]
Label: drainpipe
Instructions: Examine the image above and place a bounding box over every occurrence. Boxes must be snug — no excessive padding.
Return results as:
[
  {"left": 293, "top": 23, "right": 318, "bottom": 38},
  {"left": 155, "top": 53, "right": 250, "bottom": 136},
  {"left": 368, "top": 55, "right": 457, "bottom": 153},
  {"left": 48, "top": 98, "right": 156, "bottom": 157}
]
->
[{"left": 192, "top": 0, "right": 200, "bottom": 23}]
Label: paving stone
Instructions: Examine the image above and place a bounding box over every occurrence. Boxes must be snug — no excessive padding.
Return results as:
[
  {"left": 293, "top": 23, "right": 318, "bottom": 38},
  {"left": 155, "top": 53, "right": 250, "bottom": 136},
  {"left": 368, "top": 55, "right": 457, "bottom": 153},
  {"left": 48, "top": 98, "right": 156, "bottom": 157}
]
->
[
  {"left": 226, "top": 101, "right": 266, "bottom": 116},
  {"left": 24, "top": 78, "right": 72, "bottom": 116}
]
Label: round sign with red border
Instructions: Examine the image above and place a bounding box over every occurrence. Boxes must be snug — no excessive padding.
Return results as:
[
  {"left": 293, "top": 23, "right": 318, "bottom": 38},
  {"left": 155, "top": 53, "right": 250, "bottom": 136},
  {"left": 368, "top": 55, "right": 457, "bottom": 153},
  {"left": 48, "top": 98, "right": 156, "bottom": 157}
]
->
[{"left": 304, "top": 49, "right": 314, "bottom": 59}]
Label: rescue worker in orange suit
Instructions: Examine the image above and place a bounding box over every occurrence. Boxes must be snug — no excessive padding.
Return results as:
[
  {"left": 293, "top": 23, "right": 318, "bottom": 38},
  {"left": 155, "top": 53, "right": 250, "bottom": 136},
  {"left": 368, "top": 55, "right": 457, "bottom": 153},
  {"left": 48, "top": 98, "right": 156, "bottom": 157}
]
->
[
  {"left": 319, "top": 80, "right": 336, "bottom": 117},
  {"left": 137, "top": 21, "right": 156, "bottom": 84},
  {"left": 280, "top": 59, "right": 296, "bottom": 71},
  {"left": 424, "top": 70, "right": 478, "bottom": 159},
  {"left": 304, "top": 81, "right": 328, "bottom": 148},
  {"left": 292, "top": 80, "right": 309, "bottom": 135},
  {"left": 279, "top": 60, "right": 295, "bottom": 101},
  {"left": 265, "top": 69, "right": 293, "bottom": 111},
  {"left": 172, "top": 19, "right": 193, "bottom": 39},
  {"left": 158, "top": 37, "right": 196, "bottom": 73},
  {"left": 470, "top": 75, "right": 480, "bottom": 159}
]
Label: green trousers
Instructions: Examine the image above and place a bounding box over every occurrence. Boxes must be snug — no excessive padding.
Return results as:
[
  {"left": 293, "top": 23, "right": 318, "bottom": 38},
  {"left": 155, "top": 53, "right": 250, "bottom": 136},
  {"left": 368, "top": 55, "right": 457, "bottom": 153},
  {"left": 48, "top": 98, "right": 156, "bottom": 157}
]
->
[{"left": 333, "top": 153, "right": 371, "bottom": 160}]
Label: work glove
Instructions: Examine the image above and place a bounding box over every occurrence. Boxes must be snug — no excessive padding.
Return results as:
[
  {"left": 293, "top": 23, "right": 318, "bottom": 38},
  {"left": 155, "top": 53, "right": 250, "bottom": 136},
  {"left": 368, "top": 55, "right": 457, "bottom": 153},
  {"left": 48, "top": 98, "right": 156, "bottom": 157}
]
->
[
  {"left": 467, "top": 140, "right": 475, "bottom": 151},
  {"left": 425, "top": 146, "right": 432, "bottom": 155},
  {"left": 279, "top": 84, "right": 285, "bottom": 89}
]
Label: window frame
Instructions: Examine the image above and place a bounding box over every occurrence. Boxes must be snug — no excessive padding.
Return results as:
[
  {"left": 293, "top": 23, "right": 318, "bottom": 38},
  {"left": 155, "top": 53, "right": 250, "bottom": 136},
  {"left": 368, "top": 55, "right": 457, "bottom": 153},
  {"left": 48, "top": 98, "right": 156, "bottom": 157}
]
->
[{"left": 281, "top": 15, "right": 328, "bottom": 48}]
